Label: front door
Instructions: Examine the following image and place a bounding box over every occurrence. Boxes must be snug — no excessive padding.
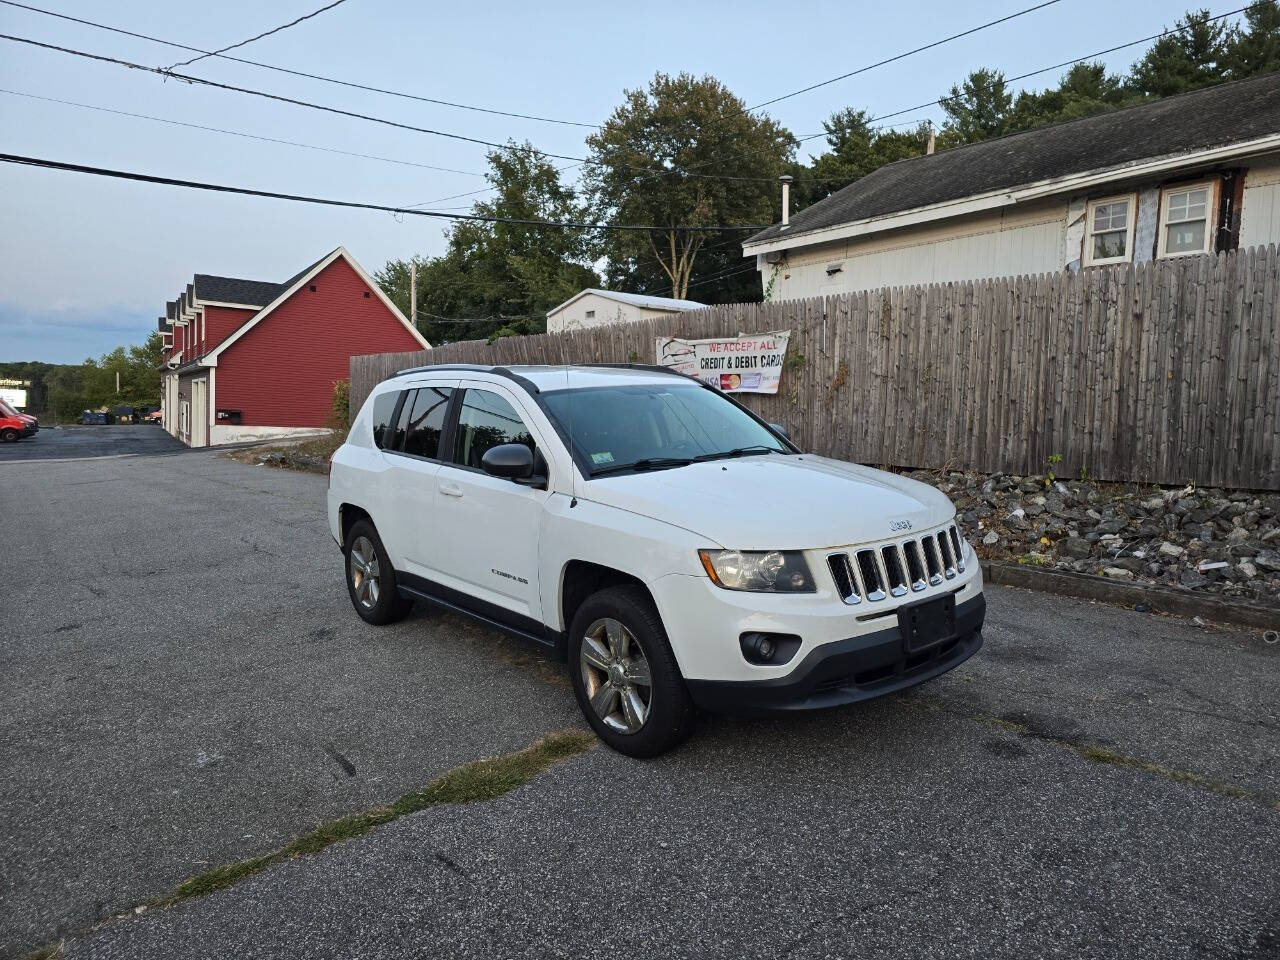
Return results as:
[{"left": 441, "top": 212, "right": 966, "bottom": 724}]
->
[
  {"left": 431, "top": 382, "right": 551, "bottom": 631},
  {"left": 191, "top": 378, "right": 208, "bottom": 447}
]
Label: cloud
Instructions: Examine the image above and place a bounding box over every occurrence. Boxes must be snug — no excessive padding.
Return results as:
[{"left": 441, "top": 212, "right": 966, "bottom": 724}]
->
[{"left": 0, "top": 302, "right": 156, "bottom": 365}]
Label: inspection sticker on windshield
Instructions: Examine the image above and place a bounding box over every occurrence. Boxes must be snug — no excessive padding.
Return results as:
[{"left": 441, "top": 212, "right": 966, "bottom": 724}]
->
[{"left": 591, "top": 451, "right": 615, "bottom": 465}]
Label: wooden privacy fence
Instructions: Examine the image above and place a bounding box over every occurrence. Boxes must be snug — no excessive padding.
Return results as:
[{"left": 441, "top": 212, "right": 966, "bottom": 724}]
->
[{"left": 351, "top": 246, "right": 1280, "bottom": 490}]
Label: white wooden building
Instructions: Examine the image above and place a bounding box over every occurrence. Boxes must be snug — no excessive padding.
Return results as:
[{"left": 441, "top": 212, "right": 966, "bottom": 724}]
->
[
  {"left": 546, "top": 289, "right": 705, "bottom": 334},
  {"left": 743, "top": 74, "right": 1280, "bottom": 298}
]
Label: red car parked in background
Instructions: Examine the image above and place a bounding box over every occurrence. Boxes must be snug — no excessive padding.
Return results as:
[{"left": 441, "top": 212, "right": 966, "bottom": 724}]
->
[{"left": 0, "top": 398, "right": 38, "bottom": 442}]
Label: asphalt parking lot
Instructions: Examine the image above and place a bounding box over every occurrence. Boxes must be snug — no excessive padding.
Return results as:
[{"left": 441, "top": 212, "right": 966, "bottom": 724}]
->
[
  {"left": 1, "top": 445, "right": 1277, "bottom": 959},
  {"left": 0, "top": 424, "right": 185, "bottom": 461}
]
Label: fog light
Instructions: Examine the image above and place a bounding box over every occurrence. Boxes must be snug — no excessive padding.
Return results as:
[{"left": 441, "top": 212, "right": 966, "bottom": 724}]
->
[{"left": 739, "top": 632, "right": 801, "bottom": 666}]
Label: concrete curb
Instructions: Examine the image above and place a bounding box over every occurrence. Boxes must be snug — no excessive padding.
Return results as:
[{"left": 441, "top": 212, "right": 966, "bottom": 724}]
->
[{"left": 982, "top": 562, "right": 1279, "bottom": 631}]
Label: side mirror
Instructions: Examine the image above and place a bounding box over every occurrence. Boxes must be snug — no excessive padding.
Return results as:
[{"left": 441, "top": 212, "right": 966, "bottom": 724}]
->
[
  {"left": 769, "top": 422, "right": 790, "bottom": 440},
  {"left": 481, "top": 443, "right": 535, "bottom": 480}
]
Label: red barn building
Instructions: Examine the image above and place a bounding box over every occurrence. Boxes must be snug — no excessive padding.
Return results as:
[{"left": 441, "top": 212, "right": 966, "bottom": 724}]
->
[{"left": 158, "top": 247, "right": 428, "bottom": 446}]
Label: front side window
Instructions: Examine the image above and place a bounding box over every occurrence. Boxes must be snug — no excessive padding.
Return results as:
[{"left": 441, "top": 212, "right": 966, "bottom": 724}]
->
[
  {"left": 1160, "top": 183, "right": 1213, "bottom": 257},
  {"left": 541, "top": 382, "right": 789, "bottom": 476},
  {"left": 452, "top": 389, "right": 535, "bottom": 469},
  {"left": 400, "top": 386, "right": 453, "bottom": 458},
  {"left": 370, "top": 390, "right": 401, "bottom": 449},
  {"left": 1085, "top": 195, "right": 1133, "bottom": 265}
]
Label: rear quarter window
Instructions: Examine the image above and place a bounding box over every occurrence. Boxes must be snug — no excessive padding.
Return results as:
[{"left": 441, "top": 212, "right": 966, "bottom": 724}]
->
[{"left": 370, "top": 390, "right": 401, "bottom": 449}]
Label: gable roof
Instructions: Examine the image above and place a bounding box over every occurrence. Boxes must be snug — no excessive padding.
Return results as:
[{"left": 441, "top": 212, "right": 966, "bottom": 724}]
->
[
  {"left": 747, "top": 72, "right": 1280, "bottom": 249},
  {"left": 193, "top": 274, "right": 285, "bottom": 307},
  {"left": 202, "top": 246, "right": 429, "bottom": 363},
  {"left": 547, "top": 288, "right": 706, "bottom": 317}
]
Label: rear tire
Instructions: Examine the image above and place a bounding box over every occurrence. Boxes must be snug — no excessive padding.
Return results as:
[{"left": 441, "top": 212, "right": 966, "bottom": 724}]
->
[
  {"left": 344, "top": 519, "right": 412, "bottom": 625},
  {"left": 568, "top": 585, "right": 694, "bottom": 758},
  {"left": 0, "top": 428, "right": 18, "bottom": 443}
]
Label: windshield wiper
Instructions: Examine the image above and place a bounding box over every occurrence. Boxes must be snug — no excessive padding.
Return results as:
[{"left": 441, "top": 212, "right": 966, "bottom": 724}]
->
[
  {"left": 693, "top": 445, "right": 786, "bottom": 463},
  {"left": 590, "top": 457, "right": 694, "bottom": 477}
]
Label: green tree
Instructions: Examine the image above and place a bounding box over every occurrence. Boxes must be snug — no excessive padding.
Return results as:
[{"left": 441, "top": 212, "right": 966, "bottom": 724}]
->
[
  {"left": 1222, "top": 1, "right": 1280, "bottom": 78},
  {"left": 1128, "top": 9, "right": 1229, "bottom": 97},
  {"left": 377, "top": 143, "right": 598, "bottom": 344},
  {"left": 939, "top": 68, "right": 1013, "bottom": 145},
  {"left": 797, "top": 109, "right": 931, "bottom": 207},
  {"left": 1006, "top": 62, "right": 1134, "bottom": 132},
  {"left": 583, "top": 72, "right": 793, "bottom": 300}
]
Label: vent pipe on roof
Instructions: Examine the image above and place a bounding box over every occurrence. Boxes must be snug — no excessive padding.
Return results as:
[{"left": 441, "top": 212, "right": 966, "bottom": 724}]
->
[{"left": 779, "top": 174, "right": 794, "bottom": 226}]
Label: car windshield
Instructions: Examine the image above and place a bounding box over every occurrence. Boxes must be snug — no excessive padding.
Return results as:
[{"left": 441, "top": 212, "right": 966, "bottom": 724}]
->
[{"left": 541, "top": 382, "right": 790, "bottom": 477}]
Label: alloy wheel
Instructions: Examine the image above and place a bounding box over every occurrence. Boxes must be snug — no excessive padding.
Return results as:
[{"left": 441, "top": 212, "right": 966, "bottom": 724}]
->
[
  {"left": 348, "top": 535, "right": 381, "bottom": 609},
  {"left": 580, "top": 617, "right": 652, "bottom": 734}
]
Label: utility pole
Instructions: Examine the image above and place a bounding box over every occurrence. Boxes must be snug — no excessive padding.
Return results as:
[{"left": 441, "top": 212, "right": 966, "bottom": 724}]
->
[
  {"left": 410, "top": 259, "right": 417, "bottom": 328},
  {"left": 116, "top": 370, "right": 120, "bottom": 394}
]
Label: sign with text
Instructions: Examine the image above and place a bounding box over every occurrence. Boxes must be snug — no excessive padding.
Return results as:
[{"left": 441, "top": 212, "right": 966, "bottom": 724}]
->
[
  {"left": 0, "top": 387, "right": 28, "bottom": 409},
  {"left": 655, "top": 331, "right": 791, "bottom": 393}
]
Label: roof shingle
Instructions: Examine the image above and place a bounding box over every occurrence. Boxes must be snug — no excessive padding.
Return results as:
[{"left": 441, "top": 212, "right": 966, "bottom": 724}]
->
[
  {"left": 193, "top": 274, "right": 285, "bottom": 307},
  {"left": 748, "top": 73, "right": 1280, "bottom": 247}
]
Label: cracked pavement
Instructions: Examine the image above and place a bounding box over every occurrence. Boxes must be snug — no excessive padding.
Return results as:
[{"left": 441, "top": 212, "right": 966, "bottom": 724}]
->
[{"left": 1, "top": 436, "right": 1277, "bottom": 958}]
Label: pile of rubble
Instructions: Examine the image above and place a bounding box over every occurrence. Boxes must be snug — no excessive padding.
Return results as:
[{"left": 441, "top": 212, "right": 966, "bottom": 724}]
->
[{"left": 902, "top": 469, "right": 1280, "bottom": 607}]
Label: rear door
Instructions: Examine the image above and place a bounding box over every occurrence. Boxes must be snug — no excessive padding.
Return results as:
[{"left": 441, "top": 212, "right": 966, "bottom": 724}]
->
[
  {"left": 430, "top": 380, "right": 551, "bottom": 630},
  {"left": 377, "top": 380, "right": 458, "bottom": 579}
]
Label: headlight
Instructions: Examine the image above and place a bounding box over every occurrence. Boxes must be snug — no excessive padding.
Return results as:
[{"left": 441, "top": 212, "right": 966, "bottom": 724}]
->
[{"left": 698, "top": 550, "right": 816, "bottom": 593}]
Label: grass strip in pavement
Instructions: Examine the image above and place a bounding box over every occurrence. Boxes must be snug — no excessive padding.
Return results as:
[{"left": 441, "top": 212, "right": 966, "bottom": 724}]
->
[
  {"left": 21, "top": 728, "right": 597, "bottom": 959},
  {"left": 167, "top": 729, "right": 596, "bottom": 903},
  {"left": 986, "top": 716, "right": 1280, "bottom": 812}
]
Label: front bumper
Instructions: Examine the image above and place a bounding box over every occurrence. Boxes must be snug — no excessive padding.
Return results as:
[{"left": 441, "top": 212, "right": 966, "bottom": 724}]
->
[{"left": 686, "top": 593, "right": 985, "bottom": 715}]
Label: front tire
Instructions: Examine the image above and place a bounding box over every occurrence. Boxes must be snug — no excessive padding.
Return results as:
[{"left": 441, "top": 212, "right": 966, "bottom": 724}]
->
[
  {"left": 0, "top": 428, "right": 18, "bottom": 443},
  {"left": 344, "top": 519, "right": 412, "bottom": 625},
  {"left": 569, "top": 585, "right": 694, "bottom": 758}
]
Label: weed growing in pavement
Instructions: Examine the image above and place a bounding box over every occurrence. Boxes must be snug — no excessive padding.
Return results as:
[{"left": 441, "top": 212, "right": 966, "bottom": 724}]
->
[{"left": 167, "top": 730, "right": 596, "bottom": 903}]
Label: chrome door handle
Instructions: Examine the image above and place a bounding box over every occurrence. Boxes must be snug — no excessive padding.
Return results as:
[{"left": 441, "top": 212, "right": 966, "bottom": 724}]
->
[{"left": 439, "top": 482, "right": 464, "bottom": 498}]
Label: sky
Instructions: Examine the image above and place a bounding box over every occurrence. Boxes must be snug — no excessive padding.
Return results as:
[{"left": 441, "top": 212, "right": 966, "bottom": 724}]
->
[{"left": 0, "top": 0, "right": 1218, "bottom": 363}]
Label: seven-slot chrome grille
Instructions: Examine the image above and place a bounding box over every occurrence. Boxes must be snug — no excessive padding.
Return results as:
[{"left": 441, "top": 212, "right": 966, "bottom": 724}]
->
[{"left": 827, "top": 524, "right": 966, "bottom": 605}]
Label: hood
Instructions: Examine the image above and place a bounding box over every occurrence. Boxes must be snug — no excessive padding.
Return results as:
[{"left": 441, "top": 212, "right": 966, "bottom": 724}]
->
[{"left": 583, "top": 454, "right": 955, "bottom": 550}]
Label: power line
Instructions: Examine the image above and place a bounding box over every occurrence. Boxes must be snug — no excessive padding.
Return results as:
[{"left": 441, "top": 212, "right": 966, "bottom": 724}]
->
[
  {"left": 0, "top": 0, "right": 598, "bottom": 128},
  {"left": 164, "top": 0, "right": 350, "bottom": 71},
  {"left": 0, "top": 87, "right": 486, "bottom": 177},
  {"left": 0, "top": 33, "right": 601, "bottom": 164},
  {"left": 0, "top": 32, "right": 814, "bottom": 184},
  {"left": 0, "top": 152, "right": 768, "bottom": 233},
  {"left": 578, "top": 0, "right": 1067, "bottom": 189},
  {"left": 749, "top": 0, "right": 1064, "bottom": 112},
  {"left": 656, "top": 2, "right": 1257, "bottom": 183},
  {"left": 853, "top": 3, "right": 1255, "bottom": 130}
]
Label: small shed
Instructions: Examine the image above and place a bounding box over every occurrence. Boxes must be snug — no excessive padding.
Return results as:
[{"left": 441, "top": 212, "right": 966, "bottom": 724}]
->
[{"left": 546, "top": 289, "right": 705, "bottom": 334}]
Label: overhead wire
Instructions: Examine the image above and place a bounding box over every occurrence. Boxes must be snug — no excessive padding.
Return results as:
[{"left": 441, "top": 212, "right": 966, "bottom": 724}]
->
[
  {"left": 0, "top": 0, "right": 598, "bottom": 128},
  {"left": 0, "top": 152, "right": 768, "bottom": 233},
  {"left": 0, "top": 87, "right": 486, "bottom": 177},
  {"left": 163, "top": 0, "right": 350, "bottom": 70}
]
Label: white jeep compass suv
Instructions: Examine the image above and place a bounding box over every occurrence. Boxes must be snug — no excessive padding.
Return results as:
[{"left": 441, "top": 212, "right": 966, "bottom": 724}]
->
[{"left": 328, "top": 364, "right": 985, "bottom": 756}]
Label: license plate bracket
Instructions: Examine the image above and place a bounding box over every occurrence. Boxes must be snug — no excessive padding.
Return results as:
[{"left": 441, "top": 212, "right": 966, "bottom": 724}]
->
[{"left": 898, "top": 594, "right": 957, "bottom": 653}]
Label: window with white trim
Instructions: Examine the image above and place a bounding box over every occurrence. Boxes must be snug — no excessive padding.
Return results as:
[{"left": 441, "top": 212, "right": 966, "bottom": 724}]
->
[
  {"left": 1158, "top": 181, "right": 1215, "bottom": 258},
  {"left": 1084, "top": 194, "right": 1135, "bottom": 266}
]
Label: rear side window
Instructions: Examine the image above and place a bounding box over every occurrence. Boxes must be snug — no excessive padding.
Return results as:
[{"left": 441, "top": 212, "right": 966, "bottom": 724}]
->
[
  {"left": 401, "top": 386, "right": 453, "bottom": 458},
  {"left": 370, "top": 390, "right": 401, "bottom": 449},
  {"left": 452, "top": 389, "right": 534, "bottom": 468}
]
